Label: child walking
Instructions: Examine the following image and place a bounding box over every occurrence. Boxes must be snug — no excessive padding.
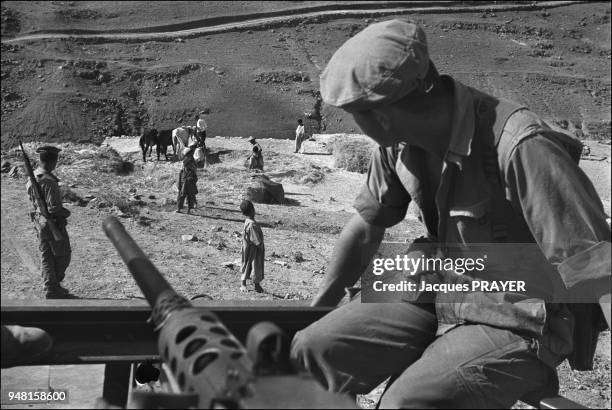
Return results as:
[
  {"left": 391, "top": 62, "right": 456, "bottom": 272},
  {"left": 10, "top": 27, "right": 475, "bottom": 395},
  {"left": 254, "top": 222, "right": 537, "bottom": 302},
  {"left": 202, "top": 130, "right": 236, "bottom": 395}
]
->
[{"left": 240, "top": 200, "right": 264, "bottom": 293}]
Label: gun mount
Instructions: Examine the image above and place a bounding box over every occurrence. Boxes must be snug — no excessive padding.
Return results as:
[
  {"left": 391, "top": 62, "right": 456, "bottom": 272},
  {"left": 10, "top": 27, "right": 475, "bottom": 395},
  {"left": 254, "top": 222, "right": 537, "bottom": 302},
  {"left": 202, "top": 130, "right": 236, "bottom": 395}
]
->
[{"left": 102, "top": 216, "right": 355, "bottom": 409}]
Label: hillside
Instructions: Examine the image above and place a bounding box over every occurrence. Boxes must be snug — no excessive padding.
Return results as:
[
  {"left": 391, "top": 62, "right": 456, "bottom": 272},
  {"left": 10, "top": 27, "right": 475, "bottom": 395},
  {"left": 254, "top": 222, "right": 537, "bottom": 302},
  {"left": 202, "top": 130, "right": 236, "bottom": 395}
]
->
[{"left": 1, "top": 1, "right": 610, "bottom": 149}]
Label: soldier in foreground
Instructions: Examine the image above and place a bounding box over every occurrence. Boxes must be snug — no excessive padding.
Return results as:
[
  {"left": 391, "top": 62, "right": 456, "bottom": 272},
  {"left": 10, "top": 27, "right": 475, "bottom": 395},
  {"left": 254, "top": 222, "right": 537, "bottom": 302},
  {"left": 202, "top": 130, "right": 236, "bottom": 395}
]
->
[
  {"left": 25, "top": 146, "right": 73, "bottom": 299},
  {"left": 291, "top": 20, "right": 611, "bottom": 408}
]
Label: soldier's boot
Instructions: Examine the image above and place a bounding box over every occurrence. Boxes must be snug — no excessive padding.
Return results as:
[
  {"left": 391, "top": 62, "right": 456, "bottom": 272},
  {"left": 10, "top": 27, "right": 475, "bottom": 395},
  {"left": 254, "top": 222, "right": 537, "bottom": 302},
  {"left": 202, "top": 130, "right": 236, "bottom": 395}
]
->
[
  {"left": 254, "top": 283, "right": 264, "bottom": 293},
  {"left": 1, "top": 325, "right": 53, "bottom": 368}
]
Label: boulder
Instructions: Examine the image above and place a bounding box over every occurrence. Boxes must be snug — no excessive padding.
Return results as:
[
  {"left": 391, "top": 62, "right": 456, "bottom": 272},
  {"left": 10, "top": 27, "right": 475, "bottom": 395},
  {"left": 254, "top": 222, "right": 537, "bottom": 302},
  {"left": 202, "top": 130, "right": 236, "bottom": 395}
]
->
[
  {"left": 245, "top": 174, "right": 285, "bottom": 204},
  {"left": 293, "top": 251, "right": 305, "bottom": 263},
  {"left": 159, "top": 197, "right": 176, "bottom": 206},
  {"left": 78, "top": 69, "right": 97, "bottom": 80},
  {"left": 4, "top": 92, "right": 20, "bottom": 102}
]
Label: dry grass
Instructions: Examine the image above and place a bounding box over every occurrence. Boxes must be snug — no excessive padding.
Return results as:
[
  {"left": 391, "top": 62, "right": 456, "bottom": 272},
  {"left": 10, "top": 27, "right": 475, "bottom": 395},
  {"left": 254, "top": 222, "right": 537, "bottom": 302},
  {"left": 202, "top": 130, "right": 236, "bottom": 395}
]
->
[{"left": 330, "top": 135, "right": 376, "bottom": 174}]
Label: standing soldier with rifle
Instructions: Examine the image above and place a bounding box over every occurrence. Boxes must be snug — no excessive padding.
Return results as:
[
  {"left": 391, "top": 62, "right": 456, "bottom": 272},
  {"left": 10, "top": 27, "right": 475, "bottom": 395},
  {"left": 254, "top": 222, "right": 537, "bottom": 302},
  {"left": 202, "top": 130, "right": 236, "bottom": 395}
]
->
[{"left": 22, "top": 144, "right": 72, "bottom": 299}]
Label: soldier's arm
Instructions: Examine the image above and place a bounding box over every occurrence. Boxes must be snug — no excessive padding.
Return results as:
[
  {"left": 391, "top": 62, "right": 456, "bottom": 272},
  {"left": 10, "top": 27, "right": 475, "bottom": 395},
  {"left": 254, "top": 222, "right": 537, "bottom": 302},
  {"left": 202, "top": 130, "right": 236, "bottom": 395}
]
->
[
  {"left": 504, "top": 134, "right": 611, "bottom": 326},
  {"left": 40, "top": 179, "right": 70, "bottom": 219},
  {"left": 311, "top": 213, "right": 384, "bottom": 307},
  {"left": 311, "top": 146, "right": 410, "bottom": 307}
]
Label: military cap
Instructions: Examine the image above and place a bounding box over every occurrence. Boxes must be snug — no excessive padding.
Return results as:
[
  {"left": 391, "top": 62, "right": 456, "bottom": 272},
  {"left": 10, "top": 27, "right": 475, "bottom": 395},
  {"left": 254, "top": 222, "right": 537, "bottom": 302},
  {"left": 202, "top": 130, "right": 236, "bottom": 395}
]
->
[
  {"left": 248, "top": 136, "right": 256, "bottom": 142},
  {"left": 320, "top": 19, "right": 430, "bottom": 111},
  {"left": 36, "top": 146, "right": 61, "bottom": 155}
]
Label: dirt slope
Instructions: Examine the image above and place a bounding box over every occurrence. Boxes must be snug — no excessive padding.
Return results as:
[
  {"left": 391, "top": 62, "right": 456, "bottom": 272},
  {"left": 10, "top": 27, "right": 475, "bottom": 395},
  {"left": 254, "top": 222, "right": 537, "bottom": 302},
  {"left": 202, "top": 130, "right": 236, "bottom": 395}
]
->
[{"left": 1, "top": 1, "right": 610, "bottom": 149}]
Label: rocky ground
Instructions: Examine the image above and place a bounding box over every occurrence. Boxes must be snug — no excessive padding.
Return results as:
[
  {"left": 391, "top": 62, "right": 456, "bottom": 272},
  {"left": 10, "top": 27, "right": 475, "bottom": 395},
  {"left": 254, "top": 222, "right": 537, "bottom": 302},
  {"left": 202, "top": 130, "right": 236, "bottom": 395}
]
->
[
  {"left": 1, "top": 1, "right": 610, "bottom": 408},
  {"left": 1, "top": 135, "right": 610, "bottom": 408}
]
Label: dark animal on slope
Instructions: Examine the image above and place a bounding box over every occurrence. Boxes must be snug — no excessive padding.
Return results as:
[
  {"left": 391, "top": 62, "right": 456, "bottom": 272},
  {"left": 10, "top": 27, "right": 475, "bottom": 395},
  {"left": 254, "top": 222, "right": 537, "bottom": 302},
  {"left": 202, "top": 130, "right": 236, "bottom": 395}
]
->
[
  {"left": 139, "top": 128, "right": 158, "bottom": 162},
  {"left": 139, "top": 128, "right": 174, "bottom": 162},
  {"left": 156, "top": 129, "right": 175, "bottom": 161}
]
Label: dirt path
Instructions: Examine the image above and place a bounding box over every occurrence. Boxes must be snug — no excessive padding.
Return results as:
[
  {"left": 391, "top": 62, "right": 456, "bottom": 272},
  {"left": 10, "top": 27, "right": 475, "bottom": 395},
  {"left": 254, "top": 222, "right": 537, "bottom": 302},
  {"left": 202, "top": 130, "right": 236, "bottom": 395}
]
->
[
  {"left": 0, "top": 208, "right": 39, "bottom": 280},
  {"left": 3, "top": 1, "right": 581, "bottom": 44}
]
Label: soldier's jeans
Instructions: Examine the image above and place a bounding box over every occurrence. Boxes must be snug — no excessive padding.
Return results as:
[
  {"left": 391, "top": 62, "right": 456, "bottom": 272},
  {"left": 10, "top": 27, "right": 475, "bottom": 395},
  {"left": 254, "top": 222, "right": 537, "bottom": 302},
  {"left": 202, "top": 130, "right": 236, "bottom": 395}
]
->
[
  {"left": 38, "top": 223, "right": 71, "bottom": 290},
  {"left": 291, "top": 297, "right": 555, "bottom": 409}
]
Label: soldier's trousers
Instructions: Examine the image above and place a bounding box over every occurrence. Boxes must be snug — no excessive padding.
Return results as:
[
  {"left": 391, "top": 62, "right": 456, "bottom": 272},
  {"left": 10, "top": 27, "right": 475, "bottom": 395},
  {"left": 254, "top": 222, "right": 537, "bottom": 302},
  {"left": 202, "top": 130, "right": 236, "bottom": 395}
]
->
[
  {"left": 38, "top": 223, "right": 71, "bottom": 290},
  {"left": 291, "top": 295, "right": 557, "bottom": 408},
  {"left": 241, "top": 244, "right": 264, "bottom": 284}
]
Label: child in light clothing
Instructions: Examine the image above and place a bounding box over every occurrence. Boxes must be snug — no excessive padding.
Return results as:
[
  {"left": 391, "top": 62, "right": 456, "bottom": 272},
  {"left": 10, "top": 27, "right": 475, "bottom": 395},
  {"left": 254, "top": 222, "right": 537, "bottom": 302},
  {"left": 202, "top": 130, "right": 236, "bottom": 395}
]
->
[
  {"left": 240, "top": 200, "right": 264, "bottom": 293},
  {"left": 295, "top": 119, "right": 306, "bottom": 153}
]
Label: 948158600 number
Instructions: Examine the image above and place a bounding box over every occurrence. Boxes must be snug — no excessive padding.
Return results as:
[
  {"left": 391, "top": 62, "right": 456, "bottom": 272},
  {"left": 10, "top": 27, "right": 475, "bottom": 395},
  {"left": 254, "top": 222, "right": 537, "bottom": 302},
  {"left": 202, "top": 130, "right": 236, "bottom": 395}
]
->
[{"left": 1, "top": 389, "right": 69, "bottom": 404}]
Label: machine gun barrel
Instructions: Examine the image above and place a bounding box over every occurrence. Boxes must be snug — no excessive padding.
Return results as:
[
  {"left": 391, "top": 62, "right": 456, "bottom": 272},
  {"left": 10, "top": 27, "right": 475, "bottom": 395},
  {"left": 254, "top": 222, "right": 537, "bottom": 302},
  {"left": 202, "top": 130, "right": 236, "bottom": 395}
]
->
[
  {"left": 103, "top": 216, "right": 176, "bottom": 308},
  {"left": 102, "top": 216, "right": 355, "bottom": 409},
  {"left": 103, "top": 216, "right": 256, "bottom": 407}
]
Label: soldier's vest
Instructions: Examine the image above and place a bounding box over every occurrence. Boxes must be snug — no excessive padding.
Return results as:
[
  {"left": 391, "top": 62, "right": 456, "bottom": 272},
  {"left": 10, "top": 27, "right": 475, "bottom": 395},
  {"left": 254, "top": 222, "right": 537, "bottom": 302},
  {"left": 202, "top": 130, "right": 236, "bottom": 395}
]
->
[
  {"left": 469, "top": 90, "right": 603, "bottom": 371},
  {"left": 26, "top": 171, "right": 57, "bottom": 213},
  {"left": 471, "top": 90, "right": 583, "bottom": 244}
]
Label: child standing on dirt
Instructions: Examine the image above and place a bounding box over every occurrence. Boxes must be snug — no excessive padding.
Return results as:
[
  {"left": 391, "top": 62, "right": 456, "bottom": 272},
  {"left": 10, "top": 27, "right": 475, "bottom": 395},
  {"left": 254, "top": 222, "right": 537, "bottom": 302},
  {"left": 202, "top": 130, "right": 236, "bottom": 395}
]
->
[
  {"left": 240, "top": 199, "right": 264, "bottom": 293},
  {"left": 176, "top": 143, "right": 198, "bottom": 214},
  {"left": 247, "top": 136, "right": 264, "bottom": 171},
  {"left": 295, "top": 119, "right": 306, "bottom": 154}
]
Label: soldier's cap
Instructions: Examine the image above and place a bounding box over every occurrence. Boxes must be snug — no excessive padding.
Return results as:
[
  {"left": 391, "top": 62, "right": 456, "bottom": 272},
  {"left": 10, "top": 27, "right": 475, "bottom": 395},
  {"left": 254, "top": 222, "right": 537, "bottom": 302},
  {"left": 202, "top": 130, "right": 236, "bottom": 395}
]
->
[
  {"left": 320, "top": 19, "right": 434, "bottom": 111},
  {"left": 248, "top": 136, "right": 256, "bottom": 142},
  {"left": 36, "top": 146, "right": 61, "bottom": 155}
]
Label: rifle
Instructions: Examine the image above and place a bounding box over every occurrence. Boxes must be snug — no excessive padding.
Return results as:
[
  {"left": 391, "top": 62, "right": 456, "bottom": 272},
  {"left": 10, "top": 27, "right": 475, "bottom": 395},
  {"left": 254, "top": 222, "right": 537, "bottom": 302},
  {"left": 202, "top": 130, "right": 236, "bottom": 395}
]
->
[
  {"left": 19, "top": 141, "right": 64, "bottom": 241},
  {"left": 102, "top": 216, "right": 355, "bottom": 409}
]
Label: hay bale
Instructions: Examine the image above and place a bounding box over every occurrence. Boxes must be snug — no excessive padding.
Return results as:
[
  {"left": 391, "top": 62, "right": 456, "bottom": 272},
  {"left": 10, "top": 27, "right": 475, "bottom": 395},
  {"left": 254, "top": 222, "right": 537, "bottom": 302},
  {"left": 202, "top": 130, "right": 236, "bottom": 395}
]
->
[{"left": 331, "top": 135, "right": 376, "bottom": 173}]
